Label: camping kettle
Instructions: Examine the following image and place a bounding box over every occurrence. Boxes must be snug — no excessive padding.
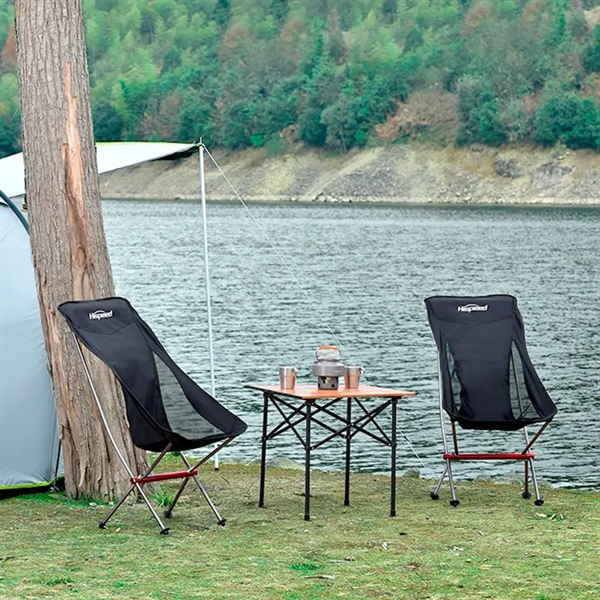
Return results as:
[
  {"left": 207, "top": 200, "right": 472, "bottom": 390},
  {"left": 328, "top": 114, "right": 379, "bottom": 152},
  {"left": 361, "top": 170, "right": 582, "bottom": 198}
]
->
[{"left": 312, "top": 345, "right": 345, "bottom": 389}]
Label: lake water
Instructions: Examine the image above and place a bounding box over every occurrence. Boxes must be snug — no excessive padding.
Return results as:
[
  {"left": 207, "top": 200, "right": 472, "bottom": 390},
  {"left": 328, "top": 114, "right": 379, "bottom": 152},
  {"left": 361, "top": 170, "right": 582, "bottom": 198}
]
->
[{"left": 103, "top": 200, "right": 600, "bottom": 489}]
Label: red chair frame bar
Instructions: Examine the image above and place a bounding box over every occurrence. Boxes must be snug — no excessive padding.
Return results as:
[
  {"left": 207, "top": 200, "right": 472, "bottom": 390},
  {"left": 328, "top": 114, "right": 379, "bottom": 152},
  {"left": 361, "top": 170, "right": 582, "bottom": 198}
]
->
[
  {"left": 444, "top": 452, "right": 534, "bottom": 461},
  {"left": 131, "top": 470, "right": 198, "bottom": 484}
]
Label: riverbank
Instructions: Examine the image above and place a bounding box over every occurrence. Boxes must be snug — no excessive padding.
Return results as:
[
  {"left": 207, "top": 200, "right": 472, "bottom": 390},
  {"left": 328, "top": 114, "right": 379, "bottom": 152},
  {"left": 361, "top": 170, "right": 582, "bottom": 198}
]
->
[
  {"left": 1, "top": 461, "right": 599, "bottom": 599},
  {"left": 99, "top": 144, "right": 600, "bottom": 205}
]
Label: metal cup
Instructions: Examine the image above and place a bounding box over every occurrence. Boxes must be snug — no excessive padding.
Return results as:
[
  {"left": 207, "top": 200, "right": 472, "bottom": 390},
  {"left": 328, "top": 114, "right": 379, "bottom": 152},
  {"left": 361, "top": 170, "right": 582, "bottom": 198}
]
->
[
  {"left": 279, "top": 366, "right": 298, "bottom": 389},
  {"left": 344, "top": 366, "right": 364, "bottom": 389}
]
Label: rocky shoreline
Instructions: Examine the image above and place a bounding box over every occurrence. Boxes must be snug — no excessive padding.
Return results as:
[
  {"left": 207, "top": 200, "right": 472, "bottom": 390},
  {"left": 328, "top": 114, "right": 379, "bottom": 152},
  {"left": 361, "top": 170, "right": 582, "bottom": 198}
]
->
[{"left": 99, "top": 144, "right": 600, "bottom": 205}]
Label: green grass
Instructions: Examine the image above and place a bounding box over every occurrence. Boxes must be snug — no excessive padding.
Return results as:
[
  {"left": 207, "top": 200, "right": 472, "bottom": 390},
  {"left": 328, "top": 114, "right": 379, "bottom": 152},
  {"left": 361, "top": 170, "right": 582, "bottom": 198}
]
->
[{"left": 0, "top": 459, "right": 598, "bottom": 599}]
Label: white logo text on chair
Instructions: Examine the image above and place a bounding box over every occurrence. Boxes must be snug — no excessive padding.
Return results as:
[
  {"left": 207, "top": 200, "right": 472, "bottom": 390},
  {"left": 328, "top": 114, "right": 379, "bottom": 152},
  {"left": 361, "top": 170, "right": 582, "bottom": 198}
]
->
[
  {"left": 89, "top": 310, "right": 113, "bottom": 320},
  {"left": 457, "top": 304, "right": 488, "bottom": 313}
]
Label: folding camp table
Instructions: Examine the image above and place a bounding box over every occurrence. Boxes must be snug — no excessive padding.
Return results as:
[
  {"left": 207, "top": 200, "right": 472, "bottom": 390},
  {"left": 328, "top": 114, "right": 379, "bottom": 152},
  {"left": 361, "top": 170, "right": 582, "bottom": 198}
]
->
[{"left": 246, "top": 384, "right": 416, "bottom": 521}]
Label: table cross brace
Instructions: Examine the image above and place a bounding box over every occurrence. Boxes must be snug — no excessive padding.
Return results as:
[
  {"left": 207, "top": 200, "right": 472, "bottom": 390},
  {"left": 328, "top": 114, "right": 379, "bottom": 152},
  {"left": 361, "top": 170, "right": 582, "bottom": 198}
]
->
[
  {"left": 312, "top": 398, "right": 392, "bottom": 450},
  {"left": 268, "top": 395, "right": 343, "bottom": 448},
  {"left": 349, "top": 398, "right": 393, "bottom": 445}
]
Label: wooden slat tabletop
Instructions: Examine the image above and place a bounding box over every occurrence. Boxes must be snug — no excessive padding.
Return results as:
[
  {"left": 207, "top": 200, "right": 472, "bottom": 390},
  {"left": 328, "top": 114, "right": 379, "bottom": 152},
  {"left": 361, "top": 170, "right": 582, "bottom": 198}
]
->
[{"left": 245, "top": 383, "right": 416, "bottom": 400}]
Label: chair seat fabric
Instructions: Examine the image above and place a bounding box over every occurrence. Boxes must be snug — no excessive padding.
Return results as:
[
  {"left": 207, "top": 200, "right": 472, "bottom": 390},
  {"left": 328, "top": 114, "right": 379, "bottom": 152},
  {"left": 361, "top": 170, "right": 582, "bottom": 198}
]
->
[
  {"left": 425, "top": 295, "right": 557, "bottom": 431},
  {"left": 59, "top": 297, "right": 247, "bottom": 451}
]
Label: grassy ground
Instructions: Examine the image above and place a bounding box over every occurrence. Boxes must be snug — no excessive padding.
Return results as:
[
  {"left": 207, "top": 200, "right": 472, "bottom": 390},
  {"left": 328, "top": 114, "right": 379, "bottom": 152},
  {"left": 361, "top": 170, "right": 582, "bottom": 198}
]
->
[{"left": 1, "top": 460, "right": 599, "bottom": 600}]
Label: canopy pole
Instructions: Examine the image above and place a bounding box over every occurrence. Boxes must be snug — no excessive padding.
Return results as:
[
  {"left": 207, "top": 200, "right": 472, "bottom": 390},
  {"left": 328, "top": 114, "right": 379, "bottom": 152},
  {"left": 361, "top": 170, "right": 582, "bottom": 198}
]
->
[{"left": 199, "top": 145, "right": 219, "bottom": 470}]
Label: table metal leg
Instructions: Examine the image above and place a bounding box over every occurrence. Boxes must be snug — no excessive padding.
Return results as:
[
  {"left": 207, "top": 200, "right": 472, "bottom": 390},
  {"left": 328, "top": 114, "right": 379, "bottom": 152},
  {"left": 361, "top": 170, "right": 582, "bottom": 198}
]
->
[
  {"left": 304, "top": 401, "right": 311, "bottom": 521},
  {"left": 259, "top": 391, "right": 269, "bottom": 507},
  {"left": 344, "top": 397, "right": 351, "bottom": 506},
  {"left": 391, "top": 397, "right": 397, "bottom": 517}
]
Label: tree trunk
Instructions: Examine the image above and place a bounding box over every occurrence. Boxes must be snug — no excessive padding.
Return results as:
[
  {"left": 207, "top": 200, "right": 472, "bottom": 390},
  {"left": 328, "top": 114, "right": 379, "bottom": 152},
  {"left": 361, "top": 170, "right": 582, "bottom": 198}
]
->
[{"left": 14, "top": 1, "right": 149, "bottom": 500}]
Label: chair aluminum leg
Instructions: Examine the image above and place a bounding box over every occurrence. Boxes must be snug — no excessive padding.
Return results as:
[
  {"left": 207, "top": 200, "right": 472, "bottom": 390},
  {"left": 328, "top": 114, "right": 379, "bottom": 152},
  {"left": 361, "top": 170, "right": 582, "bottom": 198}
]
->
[
  {"left": 133, "top": 481, "right": 170, "bottom": 534},
  {"left": 528, "top": 457, "right": 544, "bottom": 506},
  {"left": 190, "top": 474, "right": 226, "bottom": 525},
  {"left": 446, "top": 460, "right": 460, "bottom": 507},
  {"left": 521, "top": 424, "right": 544, "bottom": 504},
  {"left": 430, "top": 461, "right": 460, "bottom": 506},
  {"left": 101, "top": 481, "right": 170, "bottom": 534},
  {"left": 181, "top": 452, "right": 226, "bottom": 525},
  {"left": 163, "top": 477, "right": 191, "bottom": 519},
  {"left": 99, "top": 484, "right": 136, "bottom": 529},
  {"left": 430, "top": 465, "right": 447, "bottom": 500},
  {"left": 522, "top": 460, "right": 531, "bottom": 499},
  {"left": 433, "top": 358, "right": 460, "bottom": 505}
]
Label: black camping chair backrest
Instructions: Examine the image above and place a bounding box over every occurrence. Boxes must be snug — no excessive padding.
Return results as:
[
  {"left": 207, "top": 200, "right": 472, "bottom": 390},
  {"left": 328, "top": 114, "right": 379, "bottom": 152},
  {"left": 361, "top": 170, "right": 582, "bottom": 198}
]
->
[
  {"left": 59, "top": 297, "right": 247, "bottom": 451},
  {"left": 425, "top": 295, "right": 557, "bottom": 431}
]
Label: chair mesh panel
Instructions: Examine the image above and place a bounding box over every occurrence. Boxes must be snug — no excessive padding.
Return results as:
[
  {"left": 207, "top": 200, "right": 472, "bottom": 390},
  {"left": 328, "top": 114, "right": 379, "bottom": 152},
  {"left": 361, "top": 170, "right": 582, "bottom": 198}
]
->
[
  {"left": 445, "top": 339, "right": 543, "bottom": 425},
  {"left": 446, "top": 343, "right": 463, "bottom": 415},
  {"left": 153, "top": 353, "right": 221, "bottom": 440},
  {"left": 509, "top": 343, "right": 540, "bottom": 421}
]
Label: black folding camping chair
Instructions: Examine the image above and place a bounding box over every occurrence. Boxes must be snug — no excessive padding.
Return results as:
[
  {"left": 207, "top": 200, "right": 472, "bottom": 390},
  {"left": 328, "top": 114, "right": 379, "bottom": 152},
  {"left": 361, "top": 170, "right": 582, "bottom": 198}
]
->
[
  {"left": 425, "top": 295, "right": 557, "bottom": 506},
  {"left": 59, "top": 297, "right": 247, "bottom": 534}
]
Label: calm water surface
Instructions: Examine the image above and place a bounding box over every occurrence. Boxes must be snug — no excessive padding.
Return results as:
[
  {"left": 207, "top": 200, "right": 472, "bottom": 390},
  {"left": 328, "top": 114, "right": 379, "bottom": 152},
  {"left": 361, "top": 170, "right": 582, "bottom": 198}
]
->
[{"left": 103, "top": 201, "right": 600, "bottom": 489}]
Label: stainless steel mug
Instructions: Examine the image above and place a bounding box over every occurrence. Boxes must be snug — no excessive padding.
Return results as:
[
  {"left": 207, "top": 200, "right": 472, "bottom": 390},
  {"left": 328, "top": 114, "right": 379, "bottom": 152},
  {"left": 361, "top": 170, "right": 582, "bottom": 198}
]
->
[
  {"left": 344, "top": 366, "right": 364, "bottom": 389},
  {"left": 279, "top": 366, "right": 298, "bottom": 389}
]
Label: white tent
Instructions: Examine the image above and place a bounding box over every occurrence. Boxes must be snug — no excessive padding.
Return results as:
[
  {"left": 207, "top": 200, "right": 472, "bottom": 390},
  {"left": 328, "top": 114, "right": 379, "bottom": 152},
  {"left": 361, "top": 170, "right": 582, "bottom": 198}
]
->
[
  {"left": 0, "top": 192, "right": 60, "bottom": 492},
  {"left": 0, "top": 142, "right": 197, "bottom": 493}
]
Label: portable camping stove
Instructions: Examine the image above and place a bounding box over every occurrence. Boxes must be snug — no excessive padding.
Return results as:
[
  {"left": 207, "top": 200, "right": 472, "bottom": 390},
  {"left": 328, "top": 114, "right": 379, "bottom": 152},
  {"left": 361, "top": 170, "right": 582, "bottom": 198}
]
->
[{"left": 312, "top": 345, "right": 345, "bottom": 390}]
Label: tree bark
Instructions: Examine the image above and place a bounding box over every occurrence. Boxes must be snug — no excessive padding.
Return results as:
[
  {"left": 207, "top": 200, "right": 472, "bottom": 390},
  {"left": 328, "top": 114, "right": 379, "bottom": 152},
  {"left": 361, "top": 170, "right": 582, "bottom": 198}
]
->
[{"left": 14, "top": 1, "right": 149, "bottom": 500}]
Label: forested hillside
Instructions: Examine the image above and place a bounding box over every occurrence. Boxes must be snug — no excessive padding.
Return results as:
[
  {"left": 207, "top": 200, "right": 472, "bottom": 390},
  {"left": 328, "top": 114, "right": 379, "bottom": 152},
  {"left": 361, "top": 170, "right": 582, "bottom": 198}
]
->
[{"left": 2, "top": 0, "right": 600, "bottom": 158}]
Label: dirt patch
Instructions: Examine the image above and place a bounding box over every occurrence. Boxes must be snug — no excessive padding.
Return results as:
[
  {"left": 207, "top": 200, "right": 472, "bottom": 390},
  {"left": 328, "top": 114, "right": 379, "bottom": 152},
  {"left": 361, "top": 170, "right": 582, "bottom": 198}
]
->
[
  {"left": 584, "top": 6, "right": 600, "bottom": 28},
  {"left": 374, "top": 90, "right": 458, "bottom": 144}
]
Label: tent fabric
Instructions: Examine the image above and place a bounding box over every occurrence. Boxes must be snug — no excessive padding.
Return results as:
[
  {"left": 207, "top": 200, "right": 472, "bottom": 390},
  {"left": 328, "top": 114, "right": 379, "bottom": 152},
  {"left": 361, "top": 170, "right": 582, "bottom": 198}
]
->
[
  {"left": 0, "top": 142, "right": 197, "bottom": 200},
  {"left": 58, "top": 297, "right": 247, "bottom": 452},
  {"left": 0, "top": 198, "right": 60, "bottom": 490},
  {"left": 425, "top": 295, "right": 557, "bottom": 431}
]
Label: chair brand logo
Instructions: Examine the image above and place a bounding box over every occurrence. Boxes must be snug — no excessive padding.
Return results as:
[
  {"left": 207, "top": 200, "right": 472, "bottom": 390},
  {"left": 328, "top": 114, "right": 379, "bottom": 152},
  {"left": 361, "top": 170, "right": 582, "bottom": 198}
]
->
[
  {"left": 89, "top": 310, "right": 113, "bottom": 320},
  {"left": 457, "top": 304, "right": 488, "bottom": 313}
]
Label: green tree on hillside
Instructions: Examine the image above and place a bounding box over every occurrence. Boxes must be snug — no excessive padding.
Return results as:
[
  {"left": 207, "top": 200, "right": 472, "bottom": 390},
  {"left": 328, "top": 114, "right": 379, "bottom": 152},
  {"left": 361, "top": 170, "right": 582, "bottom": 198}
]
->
[
  {"left": 535, "top": 92, "right": 600, "bottom": 149},
  {"left": 456, "top": 77, "right": 506, "bottom": 146}
]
